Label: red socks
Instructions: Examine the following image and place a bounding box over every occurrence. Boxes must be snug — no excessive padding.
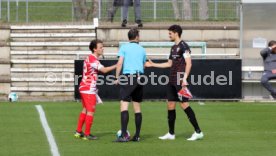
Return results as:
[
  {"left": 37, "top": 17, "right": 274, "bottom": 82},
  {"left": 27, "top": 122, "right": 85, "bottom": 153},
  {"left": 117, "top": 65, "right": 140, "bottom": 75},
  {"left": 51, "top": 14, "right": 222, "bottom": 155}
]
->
[
  {"left": 84, "top": 115, "right": 94, "bottom": 136},
  {"left": 76, "top": 113, "right": 86, "bottom": 133},
  {"left": 76, "top": 112, "right": 94, "bottom": 136}
]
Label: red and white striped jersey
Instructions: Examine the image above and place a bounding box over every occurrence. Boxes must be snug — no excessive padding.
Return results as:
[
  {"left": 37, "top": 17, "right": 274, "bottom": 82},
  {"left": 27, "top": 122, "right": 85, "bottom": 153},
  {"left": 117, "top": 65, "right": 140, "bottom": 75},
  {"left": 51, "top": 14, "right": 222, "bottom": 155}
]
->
[{"left": 79, "top": 54, "right": 104, "bottom": 94}]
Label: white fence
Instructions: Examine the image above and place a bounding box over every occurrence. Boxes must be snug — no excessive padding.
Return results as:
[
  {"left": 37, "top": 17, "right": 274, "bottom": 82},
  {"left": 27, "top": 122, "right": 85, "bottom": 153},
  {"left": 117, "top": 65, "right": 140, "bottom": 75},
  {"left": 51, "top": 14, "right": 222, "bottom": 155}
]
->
[{"left": 0, "top": 0, "right": 240, "bottom": 23}]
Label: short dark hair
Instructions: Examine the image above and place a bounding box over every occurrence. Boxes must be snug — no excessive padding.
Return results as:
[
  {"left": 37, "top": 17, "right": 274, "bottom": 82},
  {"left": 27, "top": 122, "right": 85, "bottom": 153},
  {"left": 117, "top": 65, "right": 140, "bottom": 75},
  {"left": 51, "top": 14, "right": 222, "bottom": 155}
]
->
[
  {"left": 268, "top": 40, "right": 276, "bottom": 47},
  {"left": 128, "top": 28, "right": 139, "bottom": 40},
  {"left": 89, "top": 39, "right": 103, "bottom": 53},
  {"left": 168, "top": 25, "right": 182, "bottom": 37}
]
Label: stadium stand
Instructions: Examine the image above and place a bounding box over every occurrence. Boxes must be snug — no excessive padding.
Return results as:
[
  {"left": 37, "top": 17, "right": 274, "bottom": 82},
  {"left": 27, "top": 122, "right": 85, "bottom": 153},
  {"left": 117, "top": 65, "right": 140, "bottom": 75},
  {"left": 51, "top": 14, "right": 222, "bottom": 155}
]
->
[{"left": 6, "top": 23, "right": 241, "bottom": 101}]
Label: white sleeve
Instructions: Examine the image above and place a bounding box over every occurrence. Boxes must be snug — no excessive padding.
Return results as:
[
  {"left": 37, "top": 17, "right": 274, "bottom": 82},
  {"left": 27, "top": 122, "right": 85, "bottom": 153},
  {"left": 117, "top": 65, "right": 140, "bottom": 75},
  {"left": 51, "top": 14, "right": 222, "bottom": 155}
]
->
[
  {"left": 183, "top": 50, "right": 191, "bottom": 58},
  {"left": 90, "top": 62, "right": 104, "bottom": 70},
  {"left": 98, "top": 63, "right": 104, "bottom": 70}
]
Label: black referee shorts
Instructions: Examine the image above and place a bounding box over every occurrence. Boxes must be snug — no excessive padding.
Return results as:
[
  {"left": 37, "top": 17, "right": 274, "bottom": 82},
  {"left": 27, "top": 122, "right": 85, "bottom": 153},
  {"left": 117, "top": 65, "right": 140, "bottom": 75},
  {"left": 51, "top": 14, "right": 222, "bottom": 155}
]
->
[
  {"left": 120, "top": 75, "right": 143, "bottom": 103},
  {"left": 167, "top": 83, "right": 189, "bottom": 102}
]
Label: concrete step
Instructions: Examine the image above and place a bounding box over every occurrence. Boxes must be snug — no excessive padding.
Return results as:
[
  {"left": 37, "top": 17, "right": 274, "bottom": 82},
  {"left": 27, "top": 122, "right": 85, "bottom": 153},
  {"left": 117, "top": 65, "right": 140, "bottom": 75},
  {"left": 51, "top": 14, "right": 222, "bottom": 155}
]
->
[
  {"left": 11, "top": 29, "right": 95, "bottom": 33},
  {"left": 11, "top": 25, "right": 96, "bottom": 30},
  {"left": 11, "top": 71, "right": 74, "bottom": 80},
  {"left": 11, "top": 50, "right": 90, "bottom": 55},
  {"left": 15, "top": 95, "right": 75, "bottom": 101},
  {"left": 11, "top": 68, "right": 74, "bottom": 72},
  {"left": 11, "top": 77, "right": 74, "bottom": 82},
  {"left": 11, "top": 33, "right": 96, "bottom": 38},
  {"left": 11, "top": 82, "right": 73, "bottom": 87},
  {"left": 0, "top": 75, "right": 11, "bottom": 83},
  {"left": 11, "top": 91, "right": 75, "bottom": 101},
  {"left": 0, "top": 95, "right": 8, "bottom": 101},
  {"left": 11, "top": 87, "right": 73, "bottom": 92},
  {"left": 11, "top": 46, "right": 88, "bottom": 51},
  {"left": 11, "top": 64, "right": 74, "bottom": 68},
  {"left": 10, "top": 42, "right": 90, "bottom": 47},
  {"left": 15, "top": 91, "right": 74, "bottom": 96},
  {"left": 11, "top": 55, "right": 79, "bottom": 60},
  {"left": 10, "top": 48, "right": 239, "bottom": 59},
  {"left": 10, "top": 40, "right": 239, "bottom": 47},
  {"left": 11, "top": 38, "right": 95, "bottom": 42},
  {"left": 98, "top": 29, "right": 239, "bottom": 42},
  {"left": 11, "top": 59, "right": 74, "bottom": 64}
]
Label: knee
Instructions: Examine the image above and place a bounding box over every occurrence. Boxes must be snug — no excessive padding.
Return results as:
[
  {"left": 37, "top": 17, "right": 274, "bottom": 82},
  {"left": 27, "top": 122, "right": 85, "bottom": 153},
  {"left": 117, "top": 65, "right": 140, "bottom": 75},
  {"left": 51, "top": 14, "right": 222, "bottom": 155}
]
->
[
  {"left": 134, "top": 0, "right": 141, "bottom": 6},
  {"left": 87, "top": 111, "right": 94, "bottom": 116},
  {"left": 180, "top": 102, "right": 190, "bottom": 109},
  {"left": 124, "top": 0, "right": 129, "bottom": 5},
  {"left": 133, "top": 105, "right": 141, "bottom": 113},
  {"left": 261, "top": 76, "right": 268, "bottom": 84},
  {"left": 167, "top": 102, "right": 176, "bottom": 110},
  {"left": 81, "top": 108, "right": 87, "bottom": 113}
]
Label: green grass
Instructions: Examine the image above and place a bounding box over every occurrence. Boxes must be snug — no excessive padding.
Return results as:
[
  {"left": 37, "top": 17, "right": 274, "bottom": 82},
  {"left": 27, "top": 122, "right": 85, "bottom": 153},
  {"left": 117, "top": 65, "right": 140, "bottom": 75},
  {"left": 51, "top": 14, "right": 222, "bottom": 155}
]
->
[
  {"left": 0, "top": 1, "right": 239, "bottom": 23},
  {"left": 1, "top": 101, "right": 276, "bottom": 156}
]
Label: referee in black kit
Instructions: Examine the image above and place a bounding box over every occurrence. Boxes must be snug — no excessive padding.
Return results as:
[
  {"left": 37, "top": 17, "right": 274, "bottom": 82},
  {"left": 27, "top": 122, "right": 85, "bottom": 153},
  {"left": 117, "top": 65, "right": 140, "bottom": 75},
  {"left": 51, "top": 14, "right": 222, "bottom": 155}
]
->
[{"left": 114, "top": 28, "right": 147, "bottom": 142}]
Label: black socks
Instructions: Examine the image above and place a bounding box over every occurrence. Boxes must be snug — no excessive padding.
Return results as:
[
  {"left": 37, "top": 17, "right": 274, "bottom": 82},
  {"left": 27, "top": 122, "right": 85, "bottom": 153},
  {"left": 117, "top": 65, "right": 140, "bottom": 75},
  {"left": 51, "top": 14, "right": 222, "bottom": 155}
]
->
[
  {"left": 121, "top": 111, "right": 129, "bottom": 136},
  {"left": 184, "top": 106, "right": 201, "bottom": 133},
  {"left": 134, "top": 113, "right": 142, "bottom": 137},
  {"left": 168, "top": 110, "right": 176, "bottom": 135}
]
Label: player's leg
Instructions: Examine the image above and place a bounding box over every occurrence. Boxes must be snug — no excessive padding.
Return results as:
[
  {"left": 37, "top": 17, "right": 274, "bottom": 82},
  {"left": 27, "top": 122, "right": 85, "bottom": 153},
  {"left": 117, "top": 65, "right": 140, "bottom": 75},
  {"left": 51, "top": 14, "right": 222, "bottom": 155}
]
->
[
  {"left": 180, "top": 101, "right": 203, "bottom": 141},
  {"left": 75, "top": 108, "right": 86, "bottom": 138},
  {"left": 175, "top": 83, "right": 203, "bottom": 141},
  {"left": 167, "top": 101, "right": 176, "bottom": 134},
  {"left": 74, "top": 93, "right": 87, "bottom": 138},
  {"left": 120, "top": 100, "right": 130, "bottom": 137},
  {"left": 115, "top": 76, "right": 137, "bottom": 142},
  {"left": 131, "top": 84, "right": 143, "bottom": 141},
  {"left": 159, "top": 84, "right": 177, "bottom": 140},
  {"left": 131, "top": 101, "right": 141, "bottom": 141},
  {"left": 158, "top": 101, "right": 176, "bottom": 140},
  {"left": 82, "top": 94, "right": 97, "bottom": 140},
  {"left": 261, "top": 71, "right": 276, "bottom": 98}
]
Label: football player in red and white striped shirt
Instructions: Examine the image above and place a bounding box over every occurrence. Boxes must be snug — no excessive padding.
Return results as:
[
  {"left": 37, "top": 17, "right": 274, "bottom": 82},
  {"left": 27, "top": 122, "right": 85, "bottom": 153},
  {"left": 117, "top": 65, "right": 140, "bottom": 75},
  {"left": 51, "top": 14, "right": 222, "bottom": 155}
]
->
[{"left": 75, "top": 39, "right": 116, "bottom": 140}]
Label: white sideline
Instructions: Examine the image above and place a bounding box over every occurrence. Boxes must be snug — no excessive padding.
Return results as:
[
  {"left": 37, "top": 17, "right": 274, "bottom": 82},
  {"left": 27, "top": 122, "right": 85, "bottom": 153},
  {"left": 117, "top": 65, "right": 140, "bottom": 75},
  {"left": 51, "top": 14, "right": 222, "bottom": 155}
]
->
[{"left": 35, "top": 105, "right": 60, "bottom": 156}]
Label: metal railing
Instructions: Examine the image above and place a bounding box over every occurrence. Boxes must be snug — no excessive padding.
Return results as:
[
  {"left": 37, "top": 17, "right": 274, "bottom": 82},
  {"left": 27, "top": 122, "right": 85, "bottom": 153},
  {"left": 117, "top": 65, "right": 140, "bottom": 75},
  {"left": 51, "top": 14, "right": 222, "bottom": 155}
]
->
[{"left": 0, "top": 0, "right": 240, "bottom": 23}]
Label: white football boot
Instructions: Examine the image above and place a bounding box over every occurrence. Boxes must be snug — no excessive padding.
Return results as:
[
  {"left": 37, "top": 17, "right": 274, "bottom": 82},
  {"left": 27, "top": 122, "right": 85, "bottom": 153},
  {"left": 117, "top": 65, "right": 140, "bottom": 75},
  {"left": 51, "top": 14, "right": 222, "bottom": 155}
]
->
[
  {"left": 158, "top": 132, "right": 175, "bottom": 140},
  {"left": 187, "top": 132, "right": 204, "bottom": 141}
]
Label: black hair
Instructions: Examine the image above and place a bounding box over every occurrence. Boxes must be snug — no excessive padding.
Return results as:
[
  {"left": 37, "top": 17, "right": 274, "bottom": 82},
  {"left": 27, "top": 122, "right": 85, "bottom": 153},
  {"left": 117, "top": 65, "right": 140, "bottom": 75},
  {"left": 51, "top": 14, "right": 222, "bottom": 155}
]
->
[
  {"left": 128, "top": 28, "right": 139, "bottom": 40},
  {"left": 268, "top": 40, "right": 276, "bottom": 47},
  {"left": 168, "top": 25, "right": 182, "bottom": 37},
  {"left": 89, "top": 39, "right": 103, "bottom": 53}
]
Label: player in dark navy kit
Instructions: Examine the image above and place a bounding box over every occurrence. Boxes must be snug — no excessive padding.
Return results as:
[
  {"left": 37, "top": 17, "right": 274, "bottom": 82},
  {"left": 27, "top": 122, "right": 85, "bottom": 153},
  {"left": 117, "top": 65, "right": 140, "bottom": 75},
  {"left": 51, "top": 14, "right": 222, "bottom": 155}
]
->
[{"left": 146, "top": 25, "right": 203, "bottom": 141}]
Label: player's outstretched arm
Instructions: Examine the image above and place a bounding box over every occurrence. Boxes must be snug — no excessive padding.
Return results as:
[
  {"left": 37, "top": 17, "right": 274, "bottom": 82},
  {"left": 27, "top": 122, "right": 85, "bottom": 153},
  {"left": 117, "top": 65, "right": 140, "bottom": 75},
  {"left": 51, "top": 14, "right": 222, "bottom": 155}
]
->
[
  {"left": 145, "top": 59, "right": 172, "bottom": 68},
  {"left": 99, "top": 65, "right": 117, "bottom": 74},
  {"left": 115, "top": 56, "right": 124, "bottom": 79}
]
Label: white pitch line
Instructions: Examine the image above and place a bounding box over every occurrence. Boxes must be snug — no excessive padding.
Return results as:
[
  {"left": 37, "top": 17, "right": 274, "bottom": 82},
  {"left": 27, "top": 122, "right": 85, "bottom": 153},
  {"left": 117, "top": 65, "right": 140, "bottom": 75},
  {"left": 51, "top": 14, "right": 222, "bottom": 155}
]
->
[{"left": 35, "top": 105, "right": 61, "bottom": 156}]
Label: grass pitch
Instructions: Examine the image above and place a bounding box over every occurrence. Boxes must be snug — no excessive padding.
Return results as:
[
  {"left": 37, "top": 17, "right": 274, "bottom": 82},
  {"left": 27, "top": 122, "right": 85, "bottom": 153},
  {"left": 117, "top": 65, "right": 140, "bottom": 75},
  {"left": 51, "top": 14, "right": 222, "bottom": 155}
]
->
[{"left": 0, "top": 101, "right": 275, "bottom": 156}]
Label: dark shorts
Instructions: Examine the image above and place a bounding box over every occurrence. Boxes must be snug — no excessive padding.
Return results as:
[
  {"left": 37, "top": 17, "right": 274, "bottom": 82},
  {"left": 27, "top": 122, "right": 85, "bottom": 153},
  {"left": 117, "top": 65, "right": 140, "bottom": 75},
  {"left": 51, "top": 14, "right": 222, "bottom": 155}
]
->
[
  {"left": 167, "top": 83, "right": 189, "bottom": 102},
  {"left": 120, "top": 75, "right": 143, "bottom": 103}
]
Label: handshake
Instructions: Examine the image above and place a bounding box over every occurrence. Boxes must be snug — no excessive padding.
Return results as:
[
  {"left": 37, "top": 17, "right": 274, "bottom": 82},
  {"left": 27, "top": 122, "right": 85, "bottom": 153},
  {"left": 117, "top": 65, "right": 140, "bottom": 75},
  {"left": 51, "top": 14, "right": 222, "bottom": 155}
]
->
[{"left": 144, "top": 59, "right": 188, "bottom": 87}]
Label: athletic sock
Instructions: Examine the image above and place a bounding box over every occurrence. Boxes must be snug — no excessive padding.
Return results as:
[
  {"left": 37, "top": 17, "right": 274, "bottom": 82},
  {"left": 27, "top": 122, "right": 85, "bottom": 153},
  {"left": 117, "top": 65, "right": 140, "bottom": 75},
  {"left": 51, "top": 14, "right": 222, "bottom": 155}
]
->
[
  {"left": 168, "top": 110, "right": 176, "bottom": 135},
  {"left": 134, "top": 113, "right": 142, "bottom": 137},
  {"left": 121, "top": 110, "right": 129, "bottom": 136},
  {"left": 76, "top": 112, "right": 86, "bottom": 133},
  {"left": 184, "top": 106, "right": 201, "bottom": 133},
  {"left": 84, "top": 115, "right": 94, "bottom": 136}
]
